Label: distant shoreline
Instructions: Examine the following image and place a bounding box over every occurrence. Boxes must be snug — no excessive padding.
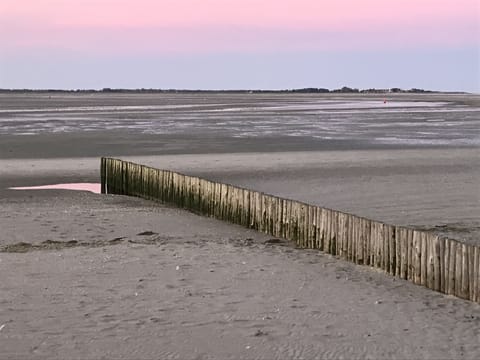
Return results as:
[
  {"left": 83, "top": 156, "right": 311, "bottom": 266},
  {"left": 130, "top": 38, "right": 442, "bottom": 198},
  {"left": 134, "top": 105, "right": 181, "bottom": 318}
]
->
[{"left": 0, "top": 87, "right": 469, "bottom": 95}]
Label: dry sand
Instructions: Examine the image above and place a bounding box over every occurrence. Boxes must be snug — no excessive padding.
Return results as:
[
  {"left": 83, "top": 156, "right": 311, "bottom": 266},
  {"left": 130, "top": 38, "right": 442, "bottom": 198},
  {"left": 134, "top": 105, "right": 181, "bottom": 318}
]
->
[
  {"left": 2, "top": 189, "right": 480, "bottom": 360},
  {"left": 1, "top": 93, "right": 480, "bottom": 359}
]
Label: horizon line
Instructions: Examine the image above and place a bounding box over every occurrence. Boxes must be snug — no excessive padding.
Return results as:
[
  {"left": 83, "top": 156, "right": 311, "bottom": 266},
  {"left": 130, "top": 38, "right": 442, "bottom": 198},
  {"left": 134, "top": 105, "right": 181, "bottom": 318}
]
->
[{"left": 0, "top": 87, "right": 472, "bottom": 95}]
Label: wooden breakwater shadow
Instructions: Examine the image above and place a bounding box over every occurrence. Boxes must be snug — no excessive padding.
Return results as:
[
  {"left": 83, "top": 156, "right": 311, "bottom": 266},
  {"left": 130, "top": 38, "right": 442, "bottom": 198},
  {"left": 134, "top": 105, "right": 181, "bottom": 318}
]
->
[{"left": 100, "top": 157, "right": 480, "bottom": 303}]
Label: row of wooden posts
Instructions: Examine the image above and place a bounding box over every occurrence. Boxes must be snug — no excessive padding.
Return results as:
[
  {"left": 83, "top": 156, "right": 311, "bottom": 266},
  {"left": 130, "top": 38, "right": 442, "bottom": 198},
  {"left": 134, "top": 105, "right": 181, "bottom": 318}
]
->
[{"left": 101, "top": 157, "right": 480, "bottom": 303}]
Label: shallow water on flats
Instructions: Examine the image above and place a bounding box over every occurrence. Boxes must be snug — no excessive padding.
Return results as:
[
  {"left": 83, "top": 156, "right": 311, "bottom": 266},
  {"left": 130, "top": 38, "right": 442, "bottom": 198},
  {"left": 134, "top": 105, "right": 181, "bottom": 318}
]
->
[
  {"left": 10, "top": 183, "right": 101, "bottom": 194},
  {"left": 1, "top": 94, "right": 479, "bottom": 147}
]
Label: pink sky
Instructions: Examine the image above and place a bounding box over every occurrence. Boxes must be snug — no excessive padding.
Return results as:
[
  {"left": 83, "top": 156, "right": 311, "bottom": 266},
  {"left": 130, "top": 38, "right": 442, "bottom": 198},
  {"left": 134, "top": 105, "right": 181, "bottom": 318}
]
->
[{"left": 1, "top": 0, "right": 478, "bottom": 53}]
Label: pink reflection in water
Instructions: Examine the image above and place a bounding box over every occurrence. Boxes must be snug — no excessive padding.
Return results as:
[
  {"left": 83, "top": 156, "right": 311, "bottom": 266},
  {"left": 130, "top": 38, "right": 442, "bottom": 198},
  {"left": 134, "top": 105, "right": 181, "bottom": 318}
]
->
[{"left": 10, "top": 183, "right": 101, "bottom": 194}]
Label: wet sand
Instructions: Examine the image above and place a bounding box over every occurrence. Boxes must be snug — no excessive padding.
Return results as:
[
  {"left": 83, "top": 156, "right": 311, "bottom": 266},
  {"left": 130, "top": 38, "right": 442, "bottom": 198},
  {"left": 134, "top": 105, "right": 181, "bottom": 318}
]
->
[
  {"left": 1, "top": 93, "right": 480, "bottom": 359},
  {"left": 1, "top": 147, "right": 479, "bottom": 243}
]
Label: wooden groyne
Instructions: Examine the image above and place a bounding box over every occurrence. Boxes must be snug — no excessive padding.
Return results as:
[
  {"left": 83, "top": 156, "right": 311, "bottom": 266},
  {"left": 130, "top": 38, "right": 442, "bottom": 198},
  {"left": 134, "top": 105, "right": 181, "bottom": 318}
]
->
[{"left": 101, "top": 157, "right": 480, "bottom": 303}]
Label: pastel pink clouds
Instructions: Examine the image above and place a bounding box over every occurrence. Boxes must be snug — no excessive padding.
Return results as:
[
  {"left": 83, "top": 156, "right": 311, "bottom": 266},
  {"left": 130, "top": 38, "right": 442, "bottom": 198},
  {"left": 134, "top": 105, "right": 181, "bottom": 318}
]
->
[
  {"left": 2, "top": 0, "right": 477, "bottom": 28},
  {"left": 1, "top": 0, "right": 478, "bottom": 53}
]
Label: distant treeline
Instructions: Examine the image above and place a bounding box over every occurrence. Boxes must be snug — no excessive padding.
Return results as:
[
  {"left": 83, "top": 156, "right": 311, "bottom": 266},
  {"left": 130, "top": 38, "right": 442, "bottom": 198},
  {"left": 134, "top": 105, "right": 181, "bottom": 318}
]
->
[{"left": 0, "top": 87, "right": 461, "bottom": 94}]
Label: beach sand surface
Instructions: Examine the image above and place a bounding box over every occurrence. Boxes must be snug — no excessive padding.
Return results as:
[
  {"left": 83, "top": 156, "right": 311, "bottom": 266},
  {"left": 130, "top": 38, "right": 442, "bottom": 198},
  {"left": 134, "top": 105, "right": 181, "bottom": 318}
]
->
[
  {"left": 2, "top": 189, "right": 480, "bottom": 360},
  {"left": 1, "top": 93, "right": 480, "bottom": 359}
]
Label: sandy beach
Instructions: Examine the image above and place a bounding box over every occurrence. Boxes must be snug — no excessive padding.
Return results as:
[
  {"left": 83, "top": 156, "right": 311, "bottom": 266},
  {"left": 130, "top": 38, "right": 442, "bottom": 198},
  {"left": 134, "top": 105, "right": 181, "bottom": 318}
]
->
[
  {"left": 1, "top": 93, "right": 480, "bottom": 359},
  {"left": 2, "top": 186, "right": 480, "bottom": 359}
]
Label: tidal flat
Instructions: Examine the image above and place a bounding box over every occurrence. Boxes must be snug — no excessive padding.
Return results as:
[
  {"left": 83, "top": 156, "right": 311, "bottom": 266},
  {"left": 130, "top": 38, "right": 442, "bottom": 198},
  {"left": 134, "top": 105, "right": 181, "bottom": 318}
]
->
[{"left": 1, "top": 92, "right": 479, "bottom": 359}]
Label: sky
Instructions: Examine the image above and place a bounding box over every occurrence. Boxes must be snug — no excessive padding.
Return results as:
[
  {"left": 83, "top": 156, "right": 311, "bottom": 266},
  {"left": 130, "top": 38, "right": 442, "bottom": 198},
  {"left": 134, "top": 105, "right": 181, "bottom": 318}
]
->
[{"left": 0, "top": 0, "right": 479, "bottom": 91}]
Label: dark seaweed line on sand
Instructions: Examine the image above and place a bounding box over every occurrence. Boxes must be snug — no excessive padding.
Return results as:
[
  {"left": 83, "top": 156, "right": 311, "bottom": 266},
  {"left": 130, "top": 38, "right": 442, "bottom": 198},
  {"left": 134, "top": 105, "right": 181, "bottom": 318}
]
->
[
  {"left": 1, "top": 231, "right": 287, "bottom": 253},
  {"left": 0, "top": 232, "right": 168, "bottom": 253},
  {"left": 1, "top": 238, "right": 125, "bottom": 253}
]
